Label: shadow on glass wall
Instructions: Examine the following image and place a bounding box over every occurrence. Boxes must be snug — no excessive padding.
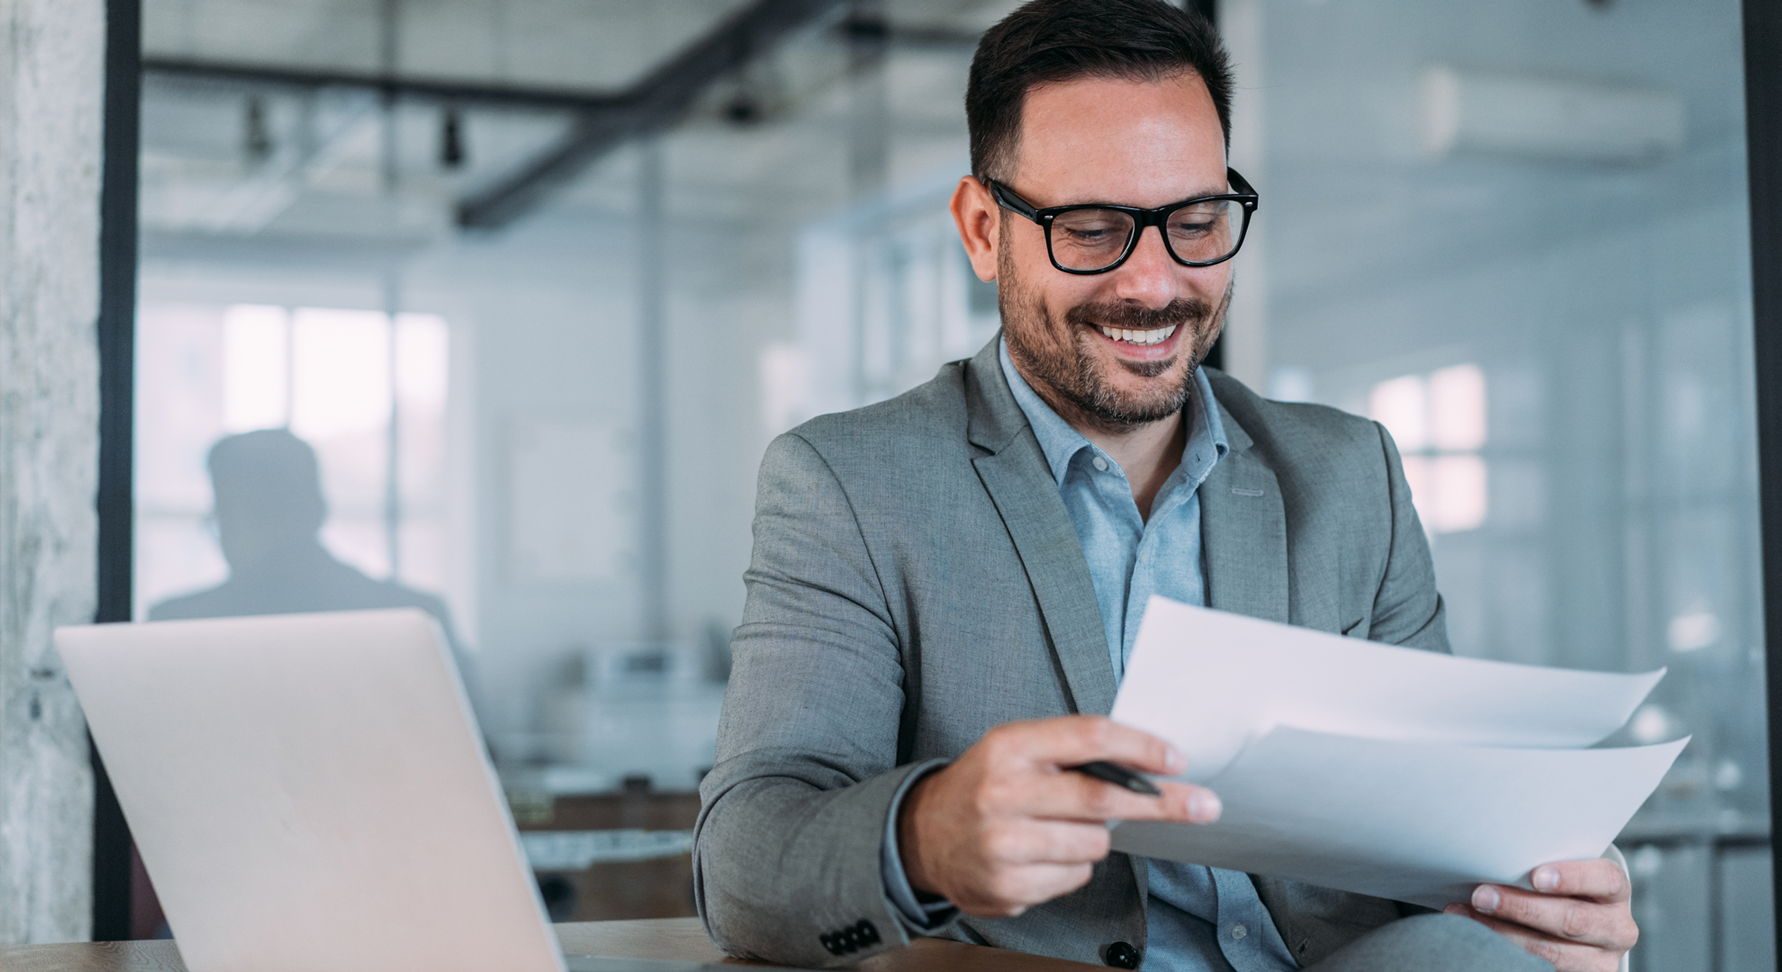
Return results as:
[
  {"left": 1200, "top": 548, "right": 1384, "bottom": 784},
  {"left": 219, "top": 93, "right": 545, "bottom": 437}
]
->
[
  {"left": 148, "top": 429, "right": 461, "bottom": 649},
  {"left": 134, "top": 427, "right": 487, "bottom": 933}
]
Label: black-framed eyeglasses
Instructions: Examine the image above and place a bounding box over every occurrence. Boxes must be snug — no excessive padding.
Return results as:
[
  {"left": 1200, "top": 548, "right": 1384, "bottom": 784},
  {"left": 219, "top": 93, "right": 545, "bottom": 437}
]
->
[{"left": 985, "top": 168, "right": 1259, "bottom": 275}]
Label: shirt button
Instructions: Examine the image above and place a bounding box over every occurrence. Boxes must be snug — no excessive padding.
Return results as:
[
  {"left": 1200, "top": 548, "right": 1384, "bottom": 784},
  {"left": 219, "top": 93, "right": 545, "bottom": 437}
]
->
[
  {"left": 1093, "top": 457, "right": 1109, "bottom": 471},
  {"left": 1231, "top": 924, "right": 1248, "bottom": 940}
]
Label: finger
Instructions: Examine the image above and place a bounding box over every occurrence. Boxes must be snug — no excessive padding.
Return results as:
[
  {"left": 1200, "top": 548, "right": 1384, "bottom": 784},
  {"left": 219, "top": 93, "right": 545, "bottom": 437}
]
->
[
  {"left": 1465, "top": 884, "right": 1637, "bottom": 952},
  {"left": 1445, "top": 904, "right": 1624, "bottom": 972},
  {"left": 996, "top": 715, "right": 1187, "bottom": 776},
  {"left": 1024, "top": 772, "right": 1221, "bottom": 824},
  {"left": 1527, "top": 859, "right": 1632, "bottom": 903},
  {"left": 982, "top": 820, "right": 1113, "bottom": 867}
]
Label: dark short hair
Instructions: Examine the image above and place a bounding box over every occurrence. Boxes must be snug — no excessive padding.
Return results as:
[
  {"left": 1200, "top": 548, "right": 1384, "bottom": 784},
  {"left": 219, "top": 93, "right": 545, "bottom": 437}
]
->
[{"left": 966, "top": 0, "right": 1233, "bottom": 182}]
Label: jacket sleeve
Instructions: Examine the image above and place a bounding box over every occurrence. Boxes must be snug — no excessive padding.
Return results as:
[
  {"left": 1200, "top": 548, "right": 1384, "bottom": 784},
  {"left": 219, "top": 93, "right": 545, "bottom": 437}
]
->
[
  {"left": 693, "top": 431, "right": 947, "bottom": 966},
  {"left": 1363, "top": 421, "right": 1452, "bottom": 655}
]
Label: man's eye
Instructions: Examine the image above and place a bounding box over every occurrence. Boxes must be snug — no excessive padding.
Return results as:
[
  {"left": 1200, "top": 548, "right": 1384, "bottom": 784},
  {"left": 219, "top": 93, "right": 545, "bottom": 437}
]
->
[{"left": 1053, "top": 209, "right": 1129, "bottom": 244}]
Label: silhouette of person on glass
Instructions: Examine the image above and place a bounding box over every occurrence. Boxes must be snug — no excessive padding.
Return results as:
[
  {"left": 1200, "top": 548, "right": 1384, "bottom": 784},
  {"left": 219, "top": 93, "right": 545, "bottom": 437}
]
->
[
  {"left": 139, "top": 429, "right": 494, "bottom": 938},
  {"left": 149, "top": 429, "right": 463, "bottom": 660}
]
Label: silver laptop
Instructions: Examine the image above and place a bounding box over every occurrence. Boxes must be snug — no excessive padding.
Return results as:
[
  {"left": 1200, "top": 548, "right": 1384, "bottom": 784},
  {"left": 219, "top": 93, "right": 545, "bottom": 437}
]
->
[{"left": 59, "top": 609, "right": 766, "bottom": 972}]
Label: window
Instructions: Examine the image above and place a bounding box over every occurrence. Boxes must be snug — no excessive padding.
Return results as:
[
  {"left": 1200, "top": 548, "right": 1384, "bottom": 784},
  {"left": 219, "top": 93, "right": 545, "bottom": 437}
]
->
[
  {"left": 1369, "top": 365, "right": 1488, "bottom": 535},
  {"left": 135, "top": 302, "right": 453, "bottom": 620}
]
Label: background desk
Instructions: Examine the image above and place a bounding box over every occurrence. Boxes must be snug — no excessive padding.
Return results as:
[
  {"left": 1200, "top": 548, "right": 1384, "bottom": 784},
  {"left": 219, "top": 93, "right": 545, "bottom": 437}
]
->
[{"left": 0, "top": 918, "right": 1101, "bottom": 972}]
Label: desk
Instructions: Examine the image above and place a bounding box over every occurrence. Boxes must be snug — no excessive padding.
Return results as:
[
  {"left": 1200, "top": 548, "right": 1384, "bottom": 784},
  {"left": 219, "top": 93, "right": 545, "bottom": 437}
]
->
[
  {"left": 0, "top": 918, "right": 1101, "bottom": 972},
  {"left": 515, "top": 791, "right": 703, "bottom": 922}
]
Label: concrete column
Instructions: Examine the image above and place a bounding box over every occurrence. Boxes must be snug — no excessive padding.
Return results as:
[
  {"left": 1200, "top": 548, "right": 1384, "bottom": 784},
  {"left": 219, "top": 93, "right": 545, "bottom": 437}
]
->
[{"left": 0, "top": 0, "right": 106, "bottom": 944}]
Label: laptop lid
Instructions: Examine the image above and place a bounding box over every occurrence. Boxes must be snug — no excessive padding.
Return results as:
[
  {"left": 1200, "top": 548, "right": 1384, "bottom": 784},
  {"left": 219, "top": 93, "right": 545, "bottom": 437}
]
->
[{"left": 59, "top": 609, "right": 565, "bottom": 972}]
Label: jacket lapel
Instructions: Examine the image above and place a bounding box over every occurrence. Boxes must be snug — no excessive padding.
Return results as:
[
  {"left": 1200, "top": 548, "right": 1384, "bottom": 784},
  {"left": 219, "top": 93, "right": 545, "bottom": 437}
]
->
[
  {"left": 964, "top": 338, "right": 1117, "bottom": 717},
  {"left": 1199, "top": 400, "right": 1290, "bottom": 623}
]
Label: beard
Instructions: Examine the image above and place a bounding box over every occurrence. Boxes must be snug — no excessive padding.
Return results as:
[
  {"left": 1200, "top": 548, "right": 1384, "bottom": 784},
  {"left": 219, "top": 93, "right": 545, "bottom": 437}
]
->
[{"left": 998, "top": 232, "right": 1233, "bottom": 435}]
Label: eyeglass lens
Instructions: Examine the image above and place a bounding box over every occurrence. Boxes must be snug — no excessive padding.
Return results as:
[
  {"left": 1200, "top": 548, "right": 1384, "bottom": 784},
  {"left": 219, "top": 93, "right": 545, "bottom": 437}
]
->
[{"left": 1050, "top": 199, "right": 1242, "bottom": 272}]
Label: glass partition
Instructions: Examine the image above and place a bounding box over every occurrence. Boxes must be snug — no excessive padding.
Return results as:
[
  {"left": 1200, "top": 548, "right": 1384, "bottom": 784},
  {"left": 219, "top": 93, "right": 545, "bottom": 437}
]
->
[
  {"left": 1217, "top": 1, "right": 1768, "bottom": 968},
  {"left": 132, "top": 0, "right": 1768, "bottom": 964},
  {"left": 133, "top": 0, "right": 993, "bottom": 932}
]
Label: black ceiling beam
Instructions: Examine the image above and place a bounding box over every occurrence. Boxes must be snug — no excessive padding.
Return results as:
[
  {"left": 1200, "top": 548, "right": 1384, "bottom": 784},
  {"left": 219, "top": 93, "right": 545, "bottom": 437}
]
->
[
  {"left": 456, "top": 0, "right": 849, "bottom": 230},
  {"left": 143, "top": 56, "right": 631, "bottom": 113},
  {"left": 142, "top": 20, "right": 974, "bottom": 110}
]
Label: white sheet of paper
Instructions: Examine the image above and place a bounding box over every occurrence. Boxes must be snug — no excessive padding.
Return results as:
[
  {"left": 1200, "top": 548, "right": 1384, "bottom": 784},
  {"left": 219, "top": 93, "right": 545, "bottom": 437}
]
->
[
  {"left": 1111, "top": 597, "right": 1666, "bottom": 781},
  {"left": 1110, "top": 728, "right": 1687, "bottom": 909}
]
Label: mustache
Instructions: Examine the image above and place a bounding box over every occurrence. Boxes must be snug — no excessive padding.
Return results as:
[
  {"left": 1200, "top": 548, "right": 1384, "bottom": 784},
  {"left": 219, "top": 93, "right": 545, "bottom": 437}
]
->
[{"left": 1063, "top": 297, "right": 1215, "bottom": 332}]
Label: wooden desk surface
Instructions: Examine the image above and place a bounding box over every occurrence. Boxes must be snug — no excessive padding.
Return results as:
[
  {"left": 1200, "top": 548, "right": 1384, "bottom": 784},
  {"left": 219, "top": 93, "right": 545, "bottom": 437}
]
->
[{"left": 0, "top": 918, "right": 1101, "bottom": 972}]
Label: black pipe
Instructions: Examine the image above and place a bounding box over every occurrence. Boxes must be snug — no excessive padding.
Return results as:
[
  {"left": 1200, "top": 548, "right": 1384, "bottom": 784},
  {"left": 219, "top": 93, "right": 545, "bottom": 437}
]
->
[
  {"left": 144, "top": 56, "right": 632, "bottom": 113},
  {"left": 456, "top": 0, "right": 849, "bottom": 230}
]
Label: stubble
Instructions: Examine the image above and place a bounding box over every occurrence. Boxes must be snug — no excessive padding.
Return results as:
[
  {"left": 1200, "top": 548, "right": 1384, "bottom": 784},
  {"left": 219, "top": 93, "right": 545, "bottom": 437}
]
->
[{"left": 997, "top": 226, "right": 1233, "bottom": 435}]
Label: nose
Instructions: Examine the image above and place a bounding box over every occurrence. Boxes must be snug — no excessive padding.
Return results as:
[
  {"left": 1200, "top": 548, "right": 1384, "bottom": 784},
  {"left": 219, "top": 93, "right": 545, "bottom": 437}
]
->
[{"left": 1107, "top": 224, "right": 1183, "bottom": 308}]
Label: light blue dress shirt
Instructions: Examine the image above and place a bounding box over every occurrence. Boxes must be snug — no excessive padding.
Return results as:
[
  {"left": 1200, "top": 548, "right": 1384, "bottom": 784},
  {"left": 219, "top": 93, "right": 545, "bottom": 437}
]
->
[
  {"left": 879, "top": 341, "right": 1297, "bottom": 972},
  {"left": 994, "top": 340, "right": 1296, "bottom": 972}
]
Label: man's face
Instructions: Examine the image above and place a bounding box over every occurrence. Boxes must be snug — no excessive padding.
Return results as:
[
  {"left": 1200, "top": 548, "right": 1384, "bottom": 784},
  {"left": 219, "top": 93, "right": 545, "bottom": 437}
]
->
[{"left": 986, "top": 73, "right": 1233, "bottom": 433}]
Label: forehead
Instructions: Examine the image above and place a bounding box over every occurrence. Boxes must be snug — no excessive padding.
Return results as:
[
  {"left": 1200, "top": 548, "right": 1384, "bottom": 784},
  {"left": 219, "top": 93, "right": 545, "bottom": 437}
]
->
[{"left": 1012, "top": 73, "right": 1226, "bottom": 206}]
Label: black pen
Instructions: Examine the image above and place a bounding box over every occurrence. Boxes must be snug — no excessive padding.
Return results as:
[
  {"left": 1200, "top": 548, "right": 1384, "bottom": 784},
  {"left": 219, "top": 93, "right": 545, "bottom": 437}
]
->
[{"left": 1068, "top": 760, "right": 1163, "bottom": 796}]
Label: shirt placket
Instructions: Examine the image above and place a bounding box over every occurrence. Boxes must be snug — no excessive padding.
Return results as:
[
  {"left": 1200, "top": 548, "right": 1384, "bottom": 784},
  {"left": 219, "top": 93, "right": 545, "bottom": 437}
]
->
[
  {"left": 1087, "top": 452, "right": 1144, "bottom": 683},
  {"left": 1210, "top": 868, "right": 1294, "bottom": 972},
  {"left": 1121, "top": 470, "right": 1194, "bottom": 668}
]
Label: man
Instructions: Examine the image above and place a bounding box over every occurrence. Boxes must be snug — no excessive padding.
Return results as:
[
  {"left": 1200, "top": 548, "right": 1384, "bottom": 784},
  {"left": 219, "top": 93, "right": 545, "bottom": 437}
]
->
[{"left": 694, "top": 2, "right": 1636, "bottom": 970}]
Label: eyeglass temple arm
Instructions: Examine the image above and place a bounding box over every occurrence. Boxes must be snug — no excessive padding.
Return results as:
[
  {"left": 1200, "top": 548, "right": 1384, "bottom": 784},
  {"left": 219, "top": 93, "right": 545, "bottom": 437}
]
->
[
  {"left": 1227, "top": 167, "right": 1258, "bottom": 205},
  {"left": 982, "top": 177, "right": 1040, "bottom": 220}
]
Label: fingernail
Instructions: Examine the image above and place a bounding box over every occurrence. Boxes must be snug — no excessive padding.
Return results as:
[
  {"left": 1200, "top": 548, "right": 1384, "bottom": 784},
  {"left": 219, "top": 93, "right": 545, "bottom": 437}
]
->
[
  {"left": 1472, "top": 886, "right": 1500, "bottom": 913},
  {"left": 1442, "top": 904, "right": 1465, "bottom": 916},
  {"left": 1533, "top": 867, "right": 1560, "bottom": 892},
  {"left": 1188, "top": 790, "right": 1222, "bottom": 822},
  {"left": 1165, "top": 745, "right": 1186, "bottom": 773}
]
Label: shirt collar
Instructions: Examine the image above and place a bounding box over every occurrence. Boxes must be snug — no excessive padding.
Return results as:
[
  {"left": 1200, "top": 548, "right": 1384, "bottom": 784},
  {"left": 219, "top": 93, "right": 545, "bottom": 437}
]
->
[{"left": 998, "top": 335, "right": 1228, "bottom": 489}]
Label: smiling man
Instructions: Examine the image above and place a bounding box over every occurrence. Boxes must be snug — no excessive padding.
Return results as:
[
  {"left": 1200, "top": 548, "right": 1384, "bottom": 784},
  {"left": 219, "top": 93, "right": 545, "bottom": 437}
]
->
[{"left": 693, "top": 3, "right": 1636, "bottom": 971}]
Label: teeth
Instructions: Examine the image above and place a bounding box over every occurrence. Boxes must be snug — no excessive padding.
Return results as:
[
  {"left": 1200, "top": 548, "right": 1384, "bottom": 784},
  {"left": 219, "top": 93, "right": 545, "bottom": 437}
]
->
[{"left": 1098, "top": 324, "right": 1178, "bottom": 346}]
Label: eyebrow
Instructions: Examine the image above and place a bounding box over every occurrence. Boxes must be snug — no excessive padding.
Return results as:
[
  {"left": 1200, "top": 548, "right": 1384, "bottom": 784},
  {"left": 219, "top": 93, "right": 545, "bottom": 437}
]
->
[{"left": 1051, "top": 185, "right": 1233, "bottom": 208}]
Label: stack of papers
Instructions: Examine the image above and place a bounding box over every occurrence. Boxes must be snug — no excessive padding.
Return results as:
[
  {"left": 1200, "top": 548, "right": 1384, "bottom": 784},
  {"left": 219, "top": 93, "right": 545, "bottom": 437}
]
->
[{"left": 1108, "top": 597, "right": 1684, "bottom": 909}]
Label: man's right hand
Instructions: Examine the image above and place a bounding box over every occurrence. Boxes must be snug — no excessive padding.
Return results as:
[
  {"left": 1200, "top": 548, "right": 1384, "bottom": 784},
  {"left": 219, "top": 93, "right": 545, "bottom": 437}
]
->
[{"left": 897, "top": 715, "right": 1222, "bottom": 918}]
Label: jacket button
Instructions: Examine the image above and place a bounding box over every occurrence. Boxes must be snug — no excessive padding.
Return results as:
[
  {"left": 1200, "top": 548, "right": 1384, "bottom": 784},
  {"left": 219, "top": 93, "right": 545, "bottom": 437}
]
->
[{"left": 1104, "top": 942, "right": 1140, "bottom": 968}]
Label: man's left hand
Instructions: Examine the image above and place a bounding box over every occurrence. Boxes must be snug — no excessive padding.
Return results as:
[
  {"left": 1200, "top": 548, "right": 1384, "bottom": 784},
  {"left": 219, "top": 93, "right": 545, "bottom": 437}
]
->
[{"left": 1444, "top": 858, "right": 1637, "bottom": 972}]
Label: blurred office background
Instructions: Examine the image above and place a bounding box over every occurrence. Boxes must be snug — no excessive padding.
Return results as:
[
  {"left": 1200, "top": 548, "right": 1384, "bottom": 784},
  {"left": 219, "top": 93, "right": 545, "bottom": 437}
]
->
[{"left": 128, "top": 0, "right": 1767, "bottom": 967}]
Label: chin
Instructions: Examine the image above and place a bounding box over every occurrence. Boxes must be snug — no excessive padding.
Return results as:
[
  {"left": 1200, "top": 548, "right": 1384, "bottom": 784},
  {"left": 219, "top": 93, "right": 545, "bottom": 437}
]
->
[{"left": 1113, "top": 354, "right": 1185, "bottom": 380}]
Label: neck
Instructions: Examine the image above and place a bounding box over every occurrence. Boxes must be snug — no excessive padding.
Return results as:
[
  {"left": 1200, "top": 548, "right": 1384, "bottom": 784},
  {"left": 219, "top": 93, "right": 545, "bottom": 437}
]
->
[{"left": 1029, "top": 381, "right": 1187, "bottom": 521}]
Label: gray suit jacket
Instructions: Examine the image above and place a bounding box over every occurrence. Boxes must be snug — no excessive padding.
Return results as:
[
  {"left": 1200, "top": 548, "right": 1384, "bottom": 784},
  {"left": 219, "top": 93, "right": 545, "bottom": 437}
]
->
[{"left": 694, "top": 336, "right": 1446, "bottom": 969}]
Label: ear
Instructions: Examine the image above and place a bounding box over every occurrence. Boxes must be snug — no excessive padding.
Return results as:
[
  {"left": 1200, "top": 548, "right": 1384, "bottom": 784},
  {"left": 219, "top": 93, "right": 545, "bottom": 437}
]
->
[{"left": 949, "top": 175, "right": 1001, "bottom": 283}]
